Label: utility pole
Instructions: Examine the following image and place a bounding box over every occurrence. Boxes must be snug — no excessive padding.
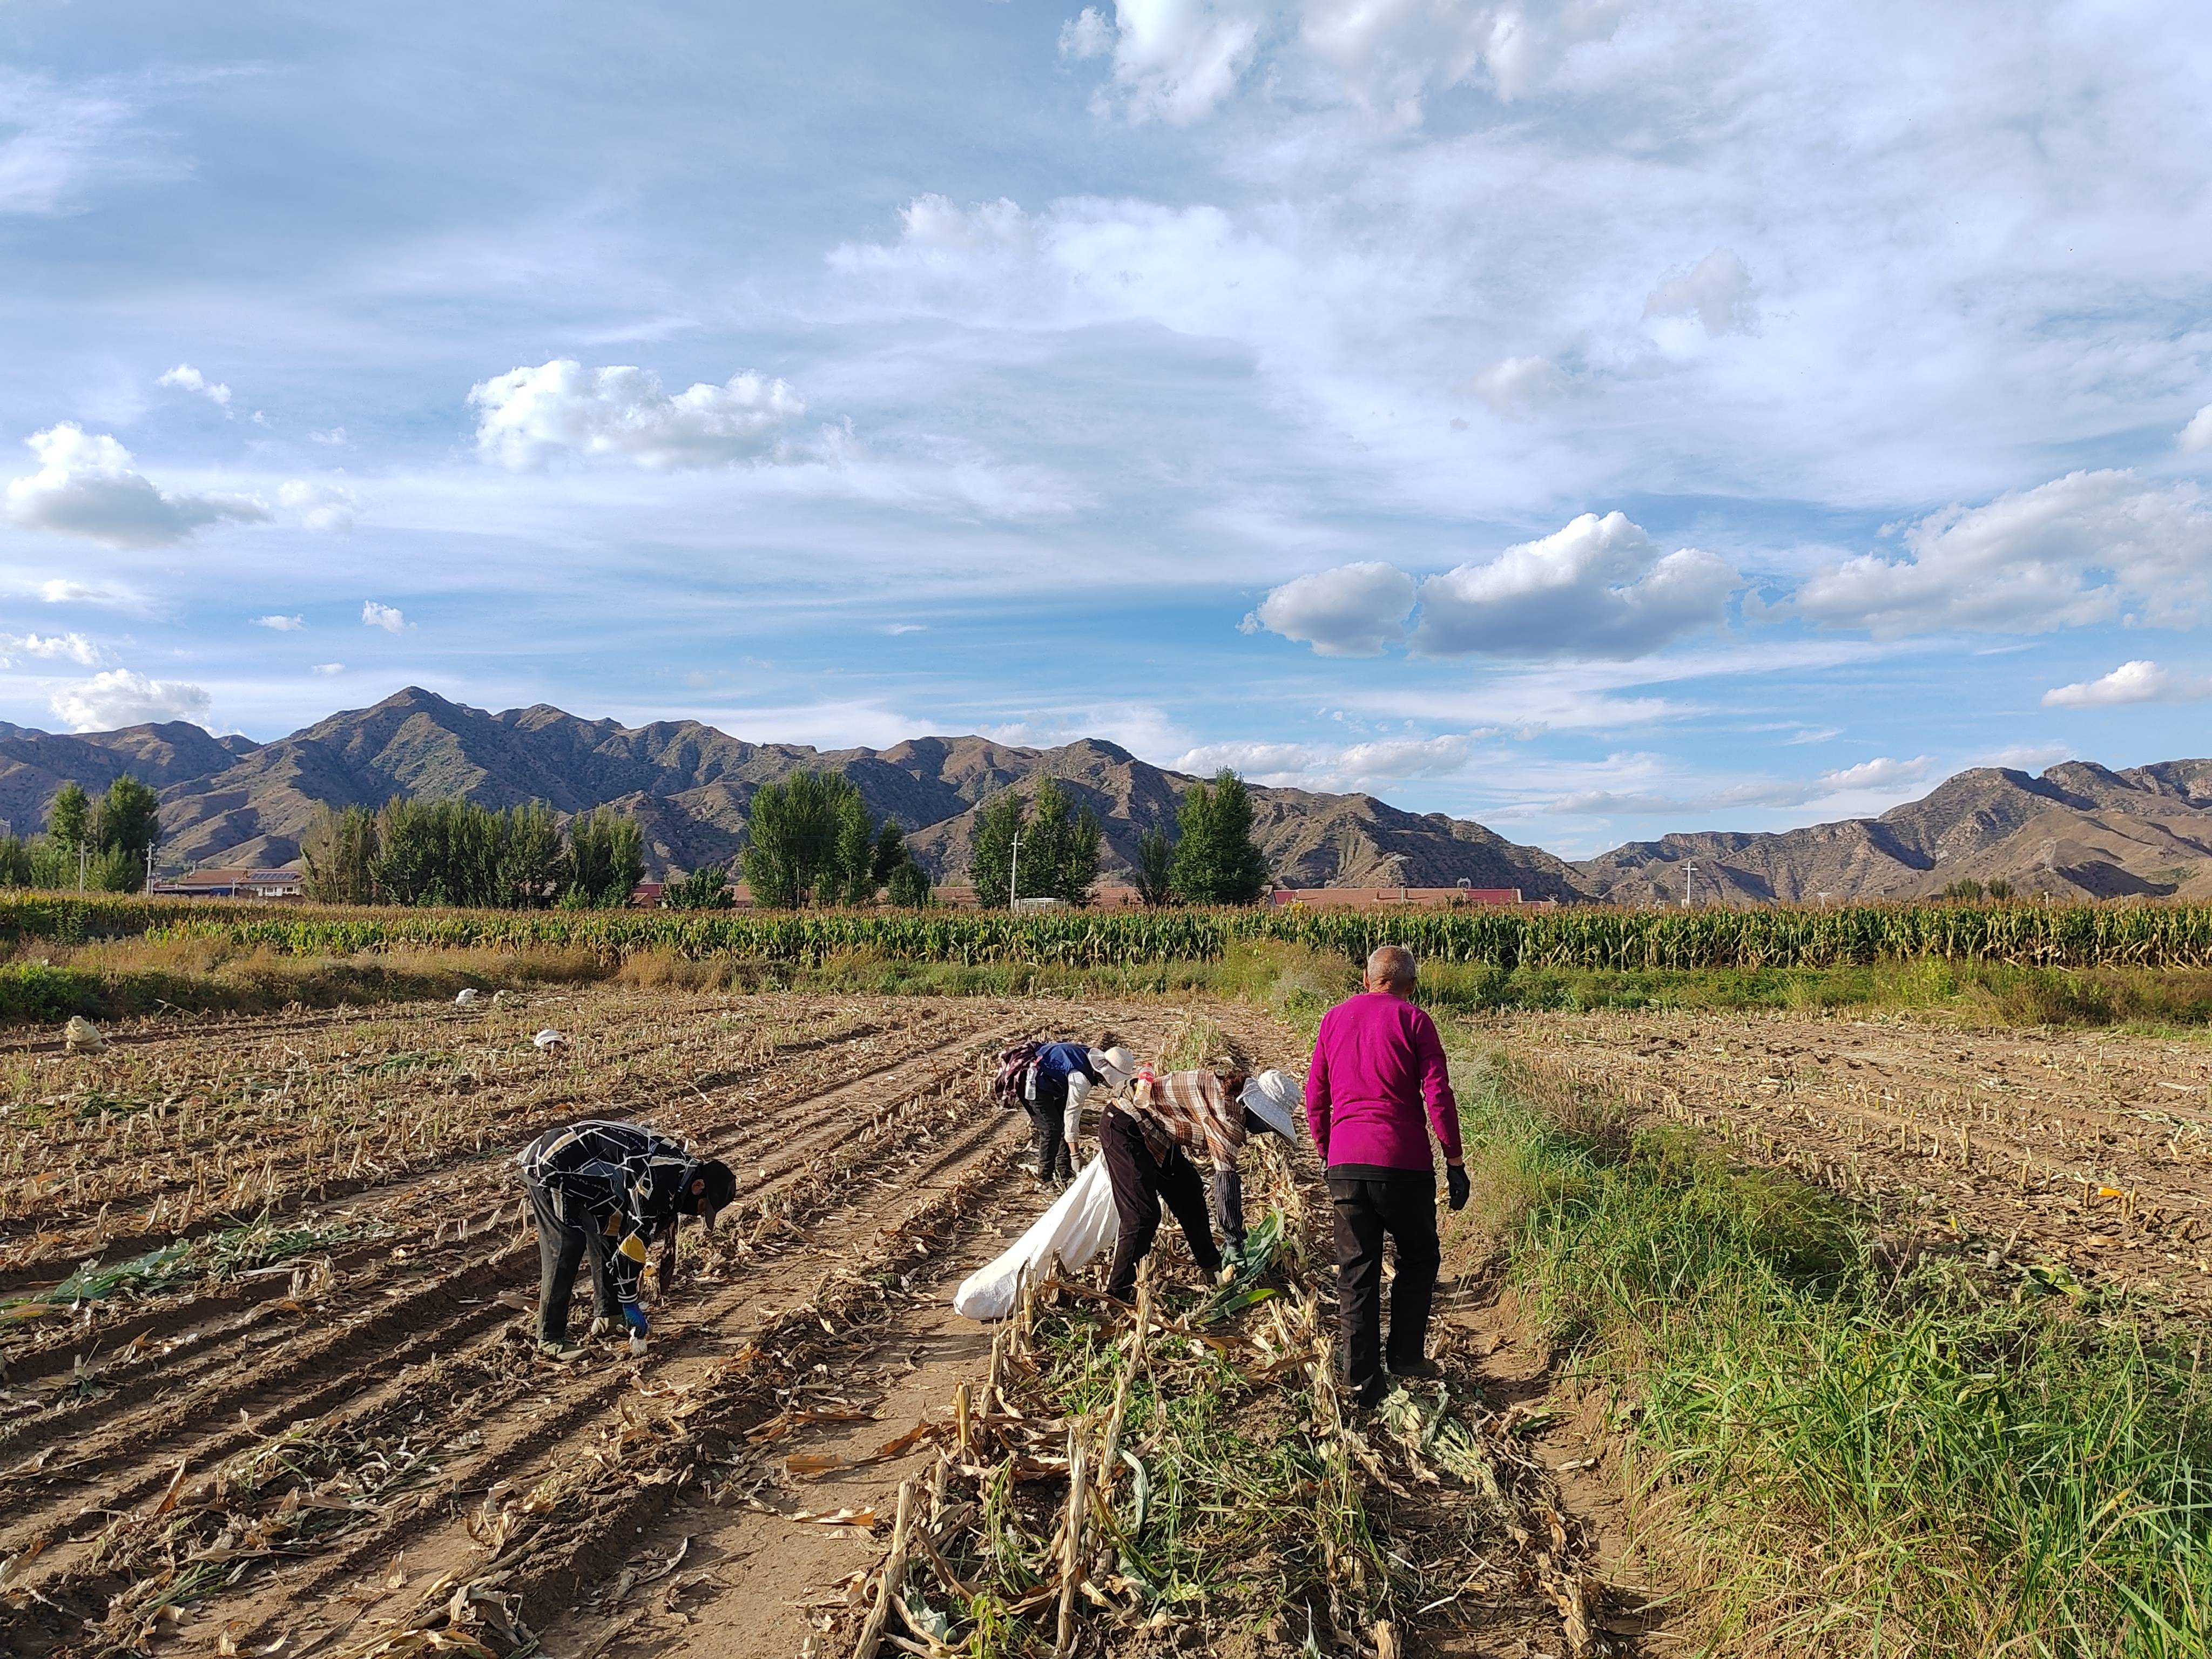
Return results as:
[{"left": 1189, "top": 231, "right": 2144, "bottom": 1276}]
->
[
  {"left": 1009, "top": 831, "right": 1022, "bottom": 911},
  {"left": 1683, "top": 859, "right": 1696, "bottom": 908},
  {"left": 78, "top": 841, "right": 87, "bottom": 893}
]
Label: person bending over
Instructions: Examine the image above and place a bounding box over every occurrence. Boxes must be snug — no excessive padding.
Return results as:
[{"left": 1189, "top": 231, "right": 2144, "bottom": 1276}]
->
[
  {"left": 516, "top": 1118, "right": 736, "bottom": 1358},
  {"left": 1100, "top": 1040, "right": 1299, "bottom": 1303}
]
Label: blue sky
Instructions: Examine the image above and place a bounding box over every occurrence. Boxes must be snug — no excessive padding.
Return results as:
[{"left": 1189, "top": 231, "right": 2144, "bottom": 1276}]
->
[{"left": 2, "top": 1, "right": 2210, "bottom": 857}]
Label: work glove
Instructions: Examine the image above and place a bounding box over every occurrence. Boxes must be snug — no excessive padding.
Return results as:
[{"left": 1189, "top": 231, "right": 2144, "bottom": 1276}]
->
[
  {"left": 620, "top": 1301, "right": 650, "bottom": 1337},
  {"left": 1446, "top": 1164, "right": 1470, "bottom": 1212}
]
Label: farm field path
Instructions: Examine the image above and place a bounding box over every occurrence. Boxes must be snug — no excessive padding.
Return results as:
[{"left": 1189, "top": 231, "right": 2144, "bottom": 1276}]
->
[{"left": 1482, "top": 1006, "right": 2212, "bottom": 1309}]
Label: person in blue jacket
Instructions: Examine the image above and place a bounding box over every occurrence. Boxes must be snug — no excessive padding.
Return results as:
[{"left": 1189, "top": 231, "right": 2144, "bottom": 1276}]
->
[{"left": 1022, "top": 1037, "right": 1136, "bottom": 1190}]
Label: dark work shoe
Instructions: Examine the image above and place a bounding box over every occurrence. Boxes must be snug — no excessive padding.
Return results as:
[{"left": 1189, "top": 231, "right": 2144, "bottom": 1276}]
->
[{"left": 1389, "top": 1356, "right": 1442, "bottom": 1380}]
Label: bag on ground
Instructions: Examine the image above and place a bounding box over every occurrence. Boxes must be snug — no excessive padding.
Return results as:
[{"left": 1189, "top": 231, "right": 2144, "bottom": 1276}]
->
[{"left": 952, "top": 1158, "right": 1118, "bottom": 1321}]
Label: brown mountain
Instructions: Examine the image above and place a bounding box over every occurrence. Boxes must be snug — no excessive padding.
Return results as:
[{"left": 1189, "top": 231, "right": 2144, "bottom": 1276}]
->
[
  {"left": 9, "top": 689, "right": 2209, "bottom": 905},
  {"left": 1573, "top": 760, "right": 2212, "bottom": 903},
  {"left": 2, "top": 688, "right": 1575, "bottom": 893}
]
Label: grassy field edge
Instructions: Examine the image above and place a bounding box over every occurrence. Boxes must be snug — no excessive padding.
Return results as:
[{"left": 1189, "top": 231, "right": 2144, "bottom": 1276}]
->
[{"left": 1439, "top": 1029, "right": 2212, "bottom": 1656}]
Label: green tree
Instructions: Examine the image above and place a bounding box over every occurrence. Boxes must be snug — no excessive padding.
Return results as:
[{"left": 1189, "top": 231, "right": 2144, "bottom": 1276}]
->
[
  {"left": 371, "top": 798, "right": 563, "bottom": 908},
  {"left": 70, "top": 775, "right": 163, "bottom": 891},
  {"left": 300, "top": 805, "right": 382, "bottom": 905},
  {"left": 46, "top": 781, "right": 90, "bottom": 858},
  {"left": 967, "top": 790, "right": 1029, "bottom": 909},
  {"left": 0, "top": 833, "right": 30, "bottom": 887},
  {"left": 499, "top": 802, "right": 564, "bottom": 906},
  {"left": 885, "top": 859, "right": 933, "bottom": 908},
  {"left": 562, "top": 807, "right": 646, "bottom": 907},
  {"left": 1132, "top": 820, "right": 1177, "bottom": 906},
  {"left": 1170, "top": 770, "right": 1270, "bottom": 906},
  {"left": 741, "top": 772, "right": 854, "bottom": 908},
  {"left": 871, "top": 821, "right": 909, "bottom": 891},
  {"left": 832, "top": 787, "right": 876, "bottom": 905},
  {"left": 662, "top": 861, "right": 734, "bottom": 909},
  {"left": 1028, "top": 777, "right": 1101, "bottom": 905}
]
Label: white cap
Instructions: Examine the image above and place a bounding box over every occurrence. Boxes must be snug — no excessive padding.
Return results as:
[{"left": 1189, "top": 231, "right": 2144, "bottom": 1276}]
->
[
  {"left": 1088, "top": 1045, "right": 1138, "bottom": 1087},
  {"left": 1239, "top": 1070, "right": 1301, "bottom": 1141}
]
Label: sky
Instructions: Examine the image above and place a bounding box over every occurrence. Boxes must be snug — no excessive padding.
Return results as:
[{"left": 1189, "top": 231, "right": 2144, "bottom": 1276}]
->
[{"left": 2, "top": 0, "right": 2210, "bottom": 858}]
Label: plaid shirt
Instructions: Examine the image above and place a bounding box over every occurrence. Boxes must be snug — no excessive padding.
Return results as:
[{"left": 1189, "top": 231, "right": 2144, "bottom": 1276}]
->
[{"left": 1131, "top": 1069, "right": 1247, "bottom": 1171}]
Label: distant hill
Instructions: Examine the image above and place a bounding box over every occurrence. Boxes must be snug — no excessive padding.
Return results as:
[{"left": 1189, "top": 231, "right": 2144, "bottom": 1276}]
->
[
  {"left": 4, "top": 687, "right": 1579, "bottom": 894},
  {"left": 1574, "top": 760, "right": 2212, "bottom": 903},
  {"left": 6, "top": 687, "right": 2210, "bottom": 903}
]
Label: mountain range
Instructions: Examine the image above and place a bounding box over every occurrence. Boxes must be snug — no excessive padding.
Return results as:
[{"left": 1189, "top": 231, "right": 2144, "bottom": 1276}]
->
[{"left": 2, "top": 687, "right": 2209, "bottom": 903}]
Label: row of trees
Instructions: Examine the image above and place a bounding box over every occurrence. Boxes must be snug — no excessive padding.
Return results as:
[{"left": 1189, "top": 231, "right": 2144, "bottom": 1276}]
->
[
  {"left": 736, "top": 771, "right": 932, "bottom": 909},
  {"left": 968, "top": 768, "right": 1269, "bottom": 909},
  {"left": 301, "top": 800, "right": 646, "bottom": 908},
  {"left": 0, "top": 776, "right": 165, "bottom": 892},
  {"left": 1, "top": 763, "right": 1273, "bottom": 912}
]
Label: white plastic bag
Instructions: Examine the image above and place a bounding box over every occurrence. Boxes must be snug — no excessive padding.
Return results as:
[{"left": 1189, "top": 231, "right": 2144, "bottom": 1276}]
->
[{"left": 953, "top": 1157, "right": 1118, "bottom": 1321}]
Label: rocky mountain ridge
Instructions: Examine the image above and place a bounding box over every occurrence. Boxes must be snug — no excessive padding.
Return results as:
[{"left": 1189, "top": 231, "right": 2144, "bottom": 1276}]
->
[{"left": 4, "top": 688, "right": 2209, "bottom": 902}]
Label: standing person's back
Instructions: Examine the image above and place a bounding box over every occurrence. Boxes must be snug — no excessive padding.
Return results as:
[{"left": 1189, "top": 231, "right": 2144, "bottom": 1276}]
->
[{"left": 1305, "top": 946, "right": 1467, "bottom": 1407}]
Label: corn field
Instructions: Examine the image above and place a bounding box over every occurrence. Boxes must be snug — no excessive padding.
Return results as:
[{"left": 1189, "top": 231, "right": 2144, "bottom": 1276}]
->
[{"left": 9, "top": 892, "right": 2212, "bottom": 970}]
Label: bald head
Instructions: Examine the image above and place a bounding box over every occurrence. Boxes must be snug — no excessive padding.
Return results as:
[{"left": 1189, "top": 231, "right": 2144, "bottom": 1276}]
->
[{"left": 1364, "top": 945, "right": 1417, "bottom": 996}]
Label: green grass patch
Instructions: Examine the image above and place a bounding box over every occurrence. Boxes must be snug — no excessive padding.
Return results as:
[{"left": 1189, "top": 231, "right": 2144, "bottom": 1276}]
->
[{"left": 1445, "top": 1048, "right": 2212, "bottom": 1654}]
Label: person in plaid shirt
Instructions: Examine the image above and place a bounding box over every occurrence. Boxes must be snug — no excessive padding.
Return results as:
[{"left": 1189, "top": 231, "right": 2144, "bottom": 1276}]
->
[{"left": 1099, "top": 1042, "right": 1298, "bottom": 1303}]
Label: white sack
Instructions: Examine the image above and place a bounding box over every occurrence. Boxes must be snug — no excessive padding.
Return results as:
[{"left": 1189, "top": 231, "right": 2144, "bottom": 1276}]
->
[{"left": 953, "top": 1156, "right": 1118, "bottom": 1322}]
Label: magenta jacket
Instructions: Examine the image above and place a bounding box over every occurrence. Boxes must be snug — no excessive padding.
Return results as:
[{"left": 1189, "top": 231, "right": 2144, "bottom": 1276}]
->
[{"left": 1304, "top": 992, "right": 1462, "bottom": 1172}]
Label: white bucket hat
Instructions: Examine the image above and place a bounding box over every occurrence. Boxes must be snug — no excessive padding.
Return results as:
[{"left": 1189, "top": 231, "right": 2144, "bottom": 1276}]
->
[
  {"left": 1088, "top": 1045, "right": 1138, "bottom": 1087},
  {"left": 1239, "top": 1070, "right": 1301, "bottom": 1141}
]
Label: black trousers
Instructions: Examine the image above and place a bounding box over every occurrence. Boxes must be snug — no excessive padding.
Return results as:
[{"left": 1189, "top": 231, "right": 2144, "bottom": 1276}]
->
[
  {"left": 1330, "top": 1173, "right": 1441, "bottom": 1405},
  {"left": 1100, "top": 1104, "right": 1220, "bottom": 1301},
  {"left": 526, "top": 1176, "right": 619, "bottom": 1345},
  {"left": 1027, "top": 1095, "right": 1073, "bottom": 1181}
]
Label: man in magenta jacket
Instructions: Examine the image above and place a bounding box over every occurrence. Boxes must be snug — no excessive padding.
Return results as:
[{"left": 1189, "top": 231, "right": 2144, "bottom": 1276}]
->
[{"left": 1305, "top": 943, "right": 1468, "bottom": 1407}]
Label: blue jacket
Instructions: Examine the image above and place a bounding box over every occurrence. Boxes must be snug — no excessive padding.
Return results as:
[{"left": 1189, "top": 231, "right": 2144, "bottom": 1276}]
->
[{"left": 1031, "top": 1042, "right": 1100, "bottom": 1105}]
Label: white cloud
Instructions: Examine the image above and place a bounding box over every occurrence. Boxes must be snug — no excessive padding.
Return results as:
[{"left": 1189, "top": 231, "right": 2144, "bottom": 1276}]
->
[
  {"left": 1819, "top": 755, "right": 1934, "bottom": 791},
  {"left": 49, "top": 669, "right": 211, "bottom": 732},
  {"left": 1414, "top": 511, "right": 1738, "bottom": 658},
  {"left": 0, "top": 68, "right": 185, "bottom": 217},
  {"left": 361, "top": 600, "right": 406, "bottom": 632},
  {"left": 2041, "top": 659, "right": 2212, "bottom": 709},
  {"left": 253, "top": 613, "right": 304, "bottom": 631},
  {"left": 898, "top": 193, "right": 1036, "bottom": 257},
  {"left": 0, "top": 631, "right": 98, "bottom": 667},
  {"left": 1172, "top": 731, "right": 1474, "bottom": 790},
  {"left": 1469, "top": 355, "right": 1572, "bottom": 418},
  {"left": 278, "top": 478, "right": 356, "bottom": 531},
  {"left": 1790, "top": 470, "right": 2212, "bottom": 637},
  {"left": 1643, "top": 248, "right": 1757, "bottom": 336},
  {"left": 1061, "top": 0, "right": 1626, "bottom": 124},
  {"left": 37, "top": 577, "right": 145, "bottom": 610},
  {"left": 156, "top": 363, "right": 231, "bottom": 408},
  {"left": 1552, "top": 754, "right": 1933, "bottom": 816},
  {"left": 2181, "top": 405, "right": 2212, "bottom": 455},
  {"left": 468, "top": 359, "right": 807, "bottom": 470},
  {"left": 311, "top": 662, "right": 345, "bottom": 675},
  {"left": 1250, "top": 561, "right": 1416, "bottom": 656},
  {"left": 4, "top": 424, "right": 268, "bottom": 548},
  {"left": 308, "top": 427, "right": 348, "bottom": 446}
]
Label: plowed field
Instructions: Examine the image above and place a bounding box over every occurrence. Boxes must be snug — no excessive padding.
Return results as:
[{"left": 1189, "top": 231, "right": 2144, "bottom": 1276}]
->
[
  {"left": 0, "top": 990, "right": 1298, "bottom": 1658},
  {"left": 1483, "top": 1007, "right": 2212, "bottom": 1309}
]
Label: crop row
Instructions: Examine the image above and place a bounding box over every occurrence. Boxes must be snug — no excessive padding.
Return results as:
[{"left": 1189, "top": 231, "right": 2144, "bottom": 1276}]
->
[{"left": 10, "top": 892, "right": 2212, "bottom": 970}]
